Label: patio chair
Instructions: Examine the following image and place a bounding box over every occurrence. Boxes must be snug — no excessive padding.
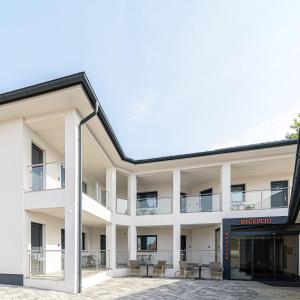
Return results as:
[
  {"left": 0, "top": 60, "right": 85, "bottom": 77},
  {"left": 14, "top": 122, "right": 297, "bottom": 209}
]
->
[
  {"left": 209, "top": 262, "right": 223, "bottom": 280},
  {"left": 129, "top": 260, "right": 140, "bottom": 276},
  {"left": 179, "top": 261, "right": 196, "bottom": 279},
  {"left": 152, "top": 260, "right": 166, "bottom": 277}
]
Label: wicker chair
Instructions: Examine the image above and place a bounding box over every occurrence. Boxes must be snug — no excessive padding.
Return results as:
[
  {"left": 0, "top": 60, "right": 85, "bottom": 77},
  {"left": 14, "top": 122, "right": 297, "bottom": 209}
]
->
[
  {"left": 129, "top": 260, "right": 140, "bottom": 276},
  {"left": 152, "top": 260, "right": 166, "bottom": 277},
  {"left": 179, "top": 261, "right": 196, "bottom": 279},
  {"left": 209, "top": 262, "right": 223, "bottom": 280}
]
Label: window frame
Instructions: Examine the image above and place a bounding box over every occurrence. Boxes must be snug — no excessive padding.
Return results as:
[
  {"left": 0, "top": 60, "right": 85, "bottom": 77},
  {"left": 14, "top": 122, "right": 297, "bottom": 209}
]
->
[
  {"left": 231, "top": 184, "right": 246, "bottom": 202},
  {"left": 137, "top": 235, "right": 157, "bottom": 252}
]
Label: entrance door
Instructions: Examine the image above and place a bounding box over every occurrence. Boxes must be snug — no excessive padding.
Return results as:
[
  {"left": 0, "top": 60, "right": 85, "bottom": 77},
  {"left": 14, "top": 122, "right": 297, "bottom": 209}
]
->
[
  {"left": 271, "top": 181, "right": 288, "bottom": 208},
  {"left": 252, "top": 236, "right": 274, "bottom": 280},
  {"left": 100, "top": 235, "right": 106, "bottom": 267},
  {"left": 31, "top": 144, "right": 44, "bottom": 191},
  {"left": 31, "top": 222, "right": 43, "bottom": 275},
  {"left": 61, "top": 229, "right": 65, "bottom": 271},
  {"left": 200, "top": 188, "right": 213, "bottom": 212},
  {"left": 181, "top": 235, "right": 187, "bottom": 261}
]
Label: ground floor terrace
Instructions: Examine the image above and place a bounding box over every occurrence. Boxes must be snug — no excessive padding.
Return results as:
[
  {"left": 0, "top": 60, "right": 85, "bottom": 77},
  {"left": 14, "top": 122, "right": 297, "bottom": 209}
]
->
[
  {"left": 1, "top": 277, "right": 300, "bottom": 300},
  {"left": 24, "top": 210, "right": 222, "bottom": 287}
]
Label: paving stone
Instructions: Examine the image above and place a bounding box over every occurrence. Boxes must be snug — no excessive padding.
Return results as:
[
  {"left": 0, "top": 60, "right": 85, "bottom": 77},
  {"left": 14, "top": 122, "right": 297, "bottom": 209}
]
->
[{"left": 0, "top": 278, "right": 300, "bottom": 299}]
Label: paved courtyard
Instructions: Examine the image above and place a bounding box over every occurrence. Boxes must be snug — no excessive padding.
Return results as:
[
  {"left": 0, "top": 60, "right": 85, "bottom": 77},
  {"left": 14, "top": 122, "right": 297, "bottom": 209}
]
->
[{"left": 0, "top": 278, "right": 299, "bottom": 300}]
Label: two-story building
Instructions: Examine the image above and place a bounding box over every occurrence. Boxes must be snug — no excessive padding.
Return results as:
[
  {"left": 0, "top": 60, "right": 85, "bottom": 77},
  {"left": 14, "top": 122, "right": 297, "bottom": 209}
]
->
[{"left": 0, "top": 72, "right": 299, "bottom": 293}]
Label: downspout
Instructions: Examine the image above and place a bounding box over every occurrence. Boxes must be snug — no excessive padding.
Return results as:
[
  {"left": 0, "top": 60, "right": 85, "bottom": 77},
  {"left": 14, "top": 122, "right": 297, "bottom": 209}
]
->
[{"left": 78, "top": 102, "right": 99, "bottom": 293}]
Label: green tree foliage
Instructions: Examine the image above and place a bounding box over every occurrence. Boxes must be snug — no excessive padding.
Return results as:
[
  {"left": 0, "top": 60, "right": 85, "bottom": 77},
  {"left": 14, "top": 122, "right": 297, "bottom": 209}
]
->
[{"left": 286, "top": 113, "right": 300, "bottom": 140}]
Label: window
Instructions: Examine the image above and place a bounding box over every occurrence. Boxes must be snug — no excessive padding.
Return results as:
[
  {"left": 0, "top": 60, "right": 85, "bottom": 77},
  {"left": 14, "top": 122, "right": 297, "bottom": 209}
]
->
[
  {"left": 82, "top": 182, "right": 87, "bottom": 194},
  {"left": 231, "top": 184, "right": 245, "bottom": 202},
  {"left": 82, "top": 232, "right": 86, "bottom": 250},
  {"left": 137, "top": 191, "right": 157, "bottom": 208},
  {"left": 137, "top": 235, "right": 157, "bottom": 251}
]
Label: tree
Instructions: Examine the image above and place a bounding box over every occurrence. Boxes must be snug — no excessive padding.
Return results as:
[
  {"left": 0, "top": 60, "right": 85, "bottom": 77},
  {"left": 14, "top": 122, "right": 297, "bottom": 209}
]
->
[{"left": 286, "top": 113, "right": 300, "bottom": 140}]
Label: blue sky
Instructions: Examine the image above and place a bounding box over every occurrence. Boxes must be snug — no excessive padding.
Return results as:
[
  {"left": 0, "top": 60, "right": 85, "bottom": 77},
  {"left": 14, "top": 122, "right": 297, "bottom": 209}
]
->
[{"left": 1, "top": 1, "right": 300, "bottom": 159}]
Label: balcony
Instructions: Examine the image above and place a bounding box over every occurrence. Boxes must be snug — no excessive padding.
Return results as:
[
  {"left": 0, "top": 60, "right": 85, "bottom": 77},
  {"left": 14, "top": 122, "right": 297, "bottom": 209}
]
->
[
  {"left": 27, "top": 161, "right": 65, "bottom": 192},
  {"left": 231, "top": 188, "right": 289, "bottom": 211},
  {"left": 136, "top": 197, "right": 173, "bottom": 215},
  {"left": 82, "top": 174, "right": 111, "bottom": 210},
  {"left": 180, "top": 193, "right": 221, "bottom": 213}
]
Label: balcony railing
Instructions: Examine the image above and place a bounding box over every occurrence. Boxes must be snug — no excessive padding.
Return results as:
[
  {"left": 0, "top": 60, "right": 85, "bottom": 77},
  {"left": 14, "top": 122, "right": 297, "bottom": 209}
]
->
[
  {"left": 180, "top": 194, "right": 222, "bottom": 213},
  {"left": 136, "top": 197, "right": 172, "bottom": 215},
  {"left": 137, "top": 250, "right": 173, "bottom": 266},
  {"left": 180, "top": 250, "right": 221, "bottom": 265},
  {"left": 82, "top": 250, "right": 110, "bottom": 270},
  {"left": 27, "top": 249, "right": 64, "bottom": 279},
  {"left": 116, "top": 197, "right": 130, "bottom": 215},
  {"left": 231, "top": 188, "right": 290, "bottom": 211},
  {"left": 83, "top": 174, "right": 111, "bottom": 211},
  {"left": 27, "top": 161, "right": 65, "bottom": 192}
]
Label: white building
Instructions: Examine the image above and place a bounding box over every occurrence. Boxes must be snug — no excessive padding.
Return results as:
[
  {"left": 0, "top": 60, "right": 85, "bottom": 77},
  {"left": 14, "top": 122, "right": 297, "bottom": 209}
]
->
[{"left": 0, "top": 72, "right": 299, "bottom": 292}]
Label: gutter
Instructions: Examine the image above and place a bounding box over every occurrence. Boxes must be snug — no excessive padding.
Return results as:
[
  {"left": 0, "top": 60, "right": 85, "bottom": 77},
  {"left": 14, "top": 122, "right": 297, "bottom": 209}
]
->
[
  {"left": 287, "top": 130, "right": 300, "bottom": 224},
  {"left": 78, "top": 102, "right": 99, "bottom": 293}
]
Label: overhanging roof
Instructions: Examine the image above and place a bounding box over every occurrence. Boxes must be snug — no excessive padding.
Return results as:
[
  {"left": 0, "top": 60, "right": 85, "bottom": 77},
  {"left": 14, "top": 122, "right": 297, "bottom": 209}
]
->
[{"left": 0, "top": 72, "right": 297, "bottom": 164}]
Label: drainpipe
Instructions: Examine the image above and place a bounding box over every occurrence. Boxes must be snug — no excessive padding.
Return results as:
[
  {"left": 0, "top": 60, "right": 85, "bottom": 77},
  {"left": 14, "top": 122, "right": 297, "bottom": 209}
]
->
[{"left": 78, "top": 103, "right": 99, "bottom": 293}]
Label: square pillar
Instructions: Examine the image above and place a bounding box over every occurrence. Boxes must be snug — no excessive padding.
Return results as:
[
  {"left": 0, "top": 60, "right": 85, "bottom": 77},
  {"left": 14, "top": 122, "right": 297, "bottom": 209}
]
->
[
  {"left": 128, "top": 225, "right": 137, "bottom": 260},
  {"left": 173, "top": 224, "right": 181, "bottom": 271},
  {"left": 172, "top": 169, "right": 181, "bottom": 215},
  {"left": 106, "top": 223, "right": 116, "bottom": 269},
  {"left": 64, "top": 110, "right": 80, "bottom": 293},
  {"left": 106, "top": 167, "right": 116, "bottom": 213},
  {"left": 128, "top": 174, "right": 136, "bottom": 216},
  {"left": 221, "top": 163, "right": 231, "bottom": 214}
]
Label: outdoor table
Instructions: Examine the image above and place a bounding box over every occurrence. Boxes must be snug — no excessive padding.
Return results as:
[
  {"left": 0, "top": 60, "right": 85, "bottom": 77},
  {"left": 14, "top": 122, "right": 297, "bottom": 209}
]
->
[
  {"left": 139, "top": 263, "right": 154, "bottom": 277},
  {"left": 189, "top": 263, "right": 209, "bottom": 279}
]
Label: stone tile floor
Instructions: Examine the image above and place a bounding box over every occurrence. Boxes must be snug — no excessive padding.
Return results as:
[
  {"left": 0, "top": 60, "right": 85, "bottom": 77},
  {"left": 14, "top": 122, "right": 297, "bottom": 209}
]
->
[{"left": 0, "top": 278, "right": 299, "bottom": 299}]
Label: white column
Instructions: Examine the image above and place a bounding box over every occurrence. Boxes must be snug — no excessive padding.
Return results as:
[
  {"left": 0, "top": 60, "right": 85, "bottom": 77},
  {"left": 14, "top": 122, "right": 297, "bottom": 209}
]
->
[
  {"left": 106, "top": 223, "right": 116, "bottom": 269},
  {"left": 128, "top": 174, "right": 136, "bottom": 216},
  {"left": 106, "top": 167, "right": 116, "bottom": 213},
  {"left": 128, "top": 225, "right": 137, "bottom": 260},
  {"left": 173, "top": 223, "right": 181, "bottom": 271},
  {"left": 173, "top": 169, "right": 181, "bottom": 215},
  {"left": 64, "top": 110, "right": 80, "bottom": 293},
  {"left": 221, "top": 163, "right": 231, "bottom": 214}
]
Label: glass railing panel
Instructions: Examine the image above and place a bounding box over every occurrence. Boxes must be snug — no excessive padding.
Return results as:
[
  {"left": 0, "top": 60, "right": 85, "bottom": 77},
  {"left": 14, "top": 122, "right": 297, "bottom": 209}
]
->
[
  {"left": 26, "top": 249, "right": 64, "bottom": 279},
  {"left": 231, "top": 188, "right": 290, "bottom": 211},
  {"left": 116, "top": 197, "right": 130, "bottom": 215},
  {"left": 116, "top": 251, "right": 129, "bottom": 267},
  {"left": 81, "top": 250, "right": 110, "bottom": 270},
  {"left": 28, "top": 162, "right": 65, "bottom": 192},
  {"left": 136, "top": 197, "right": 172, "bottom": 215},
  {"left": 180, "top": 250, "right": 220, "bottom": 265},
  {"left": 180, "top": 194, "right": 221, "bottom": 213},
  {"left": 137, "top": 250, "right": 173, "bottom": 266}
]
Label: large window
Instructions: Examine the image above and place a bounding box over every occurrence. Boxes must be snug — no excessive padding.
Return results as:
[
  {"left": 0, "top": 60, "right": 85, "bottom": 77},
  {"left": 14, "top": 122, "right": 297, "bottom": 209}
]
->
[
  {"left": 137, "top": 235, "right": 157, "bottom": 251},
  {"left": 137, "top": 191, "right": 157, "bottom": 208},
  {"left": 231, "top": 184, "right": 245, "bottom": 202}
]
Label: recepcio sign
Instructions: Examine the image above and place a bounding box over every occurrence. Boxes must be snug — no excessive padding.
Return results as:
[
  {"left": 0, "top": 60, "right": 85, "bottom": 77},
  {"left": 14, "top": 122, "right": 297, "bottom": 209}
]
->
[{"left": 240, "top": 218, "right": 272, "bottom": 225}]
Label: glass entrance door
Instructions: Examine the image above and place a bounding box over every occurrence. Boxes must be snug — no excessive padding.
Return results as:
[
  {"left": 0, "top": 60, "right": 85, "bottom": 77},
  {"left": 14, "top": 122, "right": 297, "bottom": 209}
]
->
[{"left": 231, "top": 234, "right": 299, "bottom": 281}]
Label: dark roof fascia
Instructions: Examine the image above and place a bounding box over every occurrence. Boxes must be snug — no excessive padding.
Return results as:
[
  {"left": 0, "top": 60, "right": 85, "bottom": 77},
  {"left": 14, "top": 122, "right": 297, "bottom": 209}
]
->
[
  {"left": 0, "top": 72, "right": 297, "bottom": 165},
  {"left": 288, "top": 131, "right": 300, "bottom": 223}
]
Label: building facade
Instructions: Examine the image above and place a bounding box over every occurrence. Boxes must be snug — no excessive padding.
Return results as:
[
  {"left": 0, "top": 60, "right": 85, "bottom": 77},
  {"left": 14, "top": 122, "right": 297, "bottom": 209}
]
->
[{"left": 0, "top": 73, "right": 299, "bottom": 292}]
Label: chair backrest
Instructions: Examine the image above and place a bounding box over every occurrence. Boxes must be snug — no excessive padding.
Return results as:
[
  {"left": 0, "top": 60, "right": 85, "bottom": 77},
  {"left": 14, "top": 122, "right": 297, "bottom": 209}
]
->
[
  {"left": 179, "top": 261, "right": 188, "bottom": 275},
  {"left": 129, "top": 260, "right": 139, "bottom": 268},
  {"left": 158, "top": 260, "right": 166, "bottom": 266},
  {"left": 210, "top": 262, "right": 222, "bottom": 272}
]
